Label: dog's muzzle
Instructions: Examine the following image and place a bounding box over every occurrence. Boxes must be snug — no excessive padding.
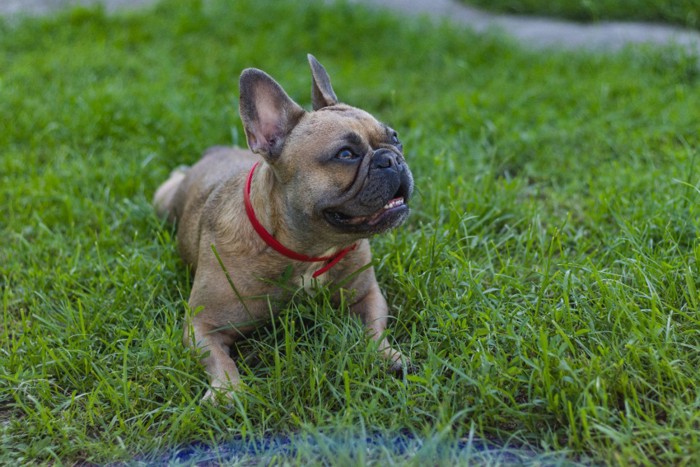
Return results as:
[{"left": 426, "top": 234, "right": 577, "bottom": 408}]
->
[
  {"left": 322, "top": 147, "right": 413, "bottom": 235},
  {"left": 370, "top": 148, "right": 404, "bottom": 172}
]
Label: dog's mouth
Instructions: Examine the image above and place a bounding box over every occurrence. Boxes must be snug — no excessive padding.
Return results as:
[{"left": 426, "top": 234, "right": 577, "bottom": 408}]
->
[
  {"left": 323, "top": 180, "right": 411, "bottom": 234},
  {"left": 322, "top": 164, "right": 414, "bottom": 235},
  {"left": 326, "top": 197, "right": 407, "bottom": 227}
]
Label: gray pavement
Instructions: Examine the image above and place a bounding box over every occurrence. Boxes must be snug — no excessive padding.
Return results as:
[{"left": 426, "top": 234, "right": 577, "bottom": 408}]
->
[
  {"left": 0, "top": 0, "right": 154, "bottom": 15},
  {"left": 2, "top": 0, "right": 699, "bottom": 55},
  {"left": 352, "top": 0, "right": 700, "bottom": 54}
]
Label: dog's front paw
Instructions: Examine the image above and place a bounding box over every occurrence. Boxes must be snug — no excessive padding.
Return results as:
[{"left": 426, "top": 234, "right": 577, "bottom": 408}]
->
[
  {"left": 388, "top": 357, "right": 418, "bottom": 376},
  {"left": 201, "top": 383, "right": 239, "bottom": 405},
  {"left": 379, "top": 342, "right": 415, "bottom": 377}
]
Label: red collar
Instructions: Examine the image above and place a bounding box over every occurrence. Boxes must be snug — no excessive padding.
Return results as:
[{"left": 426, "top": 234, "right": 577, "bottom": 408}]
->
[{"left": 244, "top": 161, "right": 356, "bottom": 278}]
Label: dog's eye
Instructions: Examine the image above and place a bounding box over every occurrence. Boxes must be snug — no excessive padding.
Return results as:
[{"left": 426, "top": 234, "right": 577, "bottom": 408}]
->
[
  {"left": 336, "top": 148, "right": 358, "bottom": 160},
  {"left": 391, "top": 132, "right": 402, "bottom": 149}
]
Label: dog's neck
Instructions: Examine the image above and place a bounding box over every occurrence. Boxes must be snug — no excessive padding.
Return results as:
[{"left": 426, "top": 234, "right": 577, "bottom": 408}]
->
[{"left": 245, "top": 162, "right": 355, "bottom": 274}]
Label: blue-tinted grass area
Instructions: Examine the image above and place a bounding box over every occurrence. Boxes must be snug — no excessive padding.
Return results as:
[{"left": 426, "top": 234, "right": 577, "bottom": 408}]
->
[
  {"left": 161, "top": 432, "right": 553, "bottom": 465},
  {"left": 1, "top": 0, "right": 699, "bottom": 464}
]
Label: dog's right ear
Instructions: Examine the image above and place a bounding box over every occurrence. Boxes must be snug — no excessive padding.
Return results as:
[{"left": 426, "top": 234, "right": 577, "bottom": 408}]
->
[{"left": 239, "top": 68, "right": 305, "bottom": 160}]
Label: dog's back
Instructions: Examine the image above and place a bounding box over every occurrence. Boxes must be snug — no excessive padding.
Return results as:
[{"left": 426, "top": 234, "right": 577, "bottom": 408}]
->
[{"left": 153, "top": 146, "right": 259, "bottom": 267}]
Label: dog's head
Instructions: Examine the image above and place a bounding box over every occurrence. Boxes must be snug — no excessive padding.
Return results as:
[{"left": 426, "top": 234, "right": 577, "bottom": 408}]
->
[{"left": 239, "top": 54, "right": 413, "bottom": 241}]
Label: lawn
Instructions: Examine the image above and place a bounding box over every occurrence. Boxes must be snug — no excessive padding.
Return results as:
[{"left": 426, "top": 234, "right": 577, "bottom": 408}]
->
[
  {"left": 1, "top": 0, "right": 699, "bottom": 464},
  {"left": 462, "top": 0, "right": 700, "bottom": 29}
]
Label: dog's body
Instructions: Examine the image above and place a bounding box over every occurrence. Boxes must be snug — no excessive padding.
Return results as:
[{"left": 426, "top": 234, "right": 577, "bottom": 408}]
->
[{"left": 154, "top": 55, "right": 413, "bottom": 400}]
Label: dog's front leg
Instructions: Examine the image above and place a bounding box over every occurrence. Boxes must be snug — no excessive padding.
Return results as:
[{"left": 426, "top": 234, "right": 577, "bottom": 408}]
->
[
  {"left": 349, "top": 280, "right": 408, "bottom": 372},
  {"left": 184, "top": 318, "right": 241, "bottom": 402}
]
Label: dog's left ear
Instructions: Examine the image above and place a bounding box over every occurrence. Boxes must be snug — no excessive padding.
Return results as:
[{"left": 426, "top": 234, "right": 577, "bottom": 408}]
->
[
  {"left": 308, "top": 54, "right": 338, "bottom": 110},
  {"left": 239, "top": 68, "right": 305, "bottom": 160}
]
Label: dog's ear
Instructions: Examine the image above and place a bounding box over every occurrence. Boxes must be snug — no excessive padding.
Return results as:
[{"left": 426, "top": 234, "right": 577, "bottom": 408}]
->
[
  {"left": 239, "top": 68, "right": 305, "bottom": 160},
  {"left": 308, "top": 54, "right": 338, "bottom": 110}
]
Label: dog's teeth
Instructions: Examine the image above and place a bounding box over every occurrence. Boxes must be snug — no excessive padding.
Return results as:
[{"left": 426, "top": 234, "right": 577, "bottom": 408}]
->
[{"left": 383, "top": 197, "right": 404, "bottom": 210}]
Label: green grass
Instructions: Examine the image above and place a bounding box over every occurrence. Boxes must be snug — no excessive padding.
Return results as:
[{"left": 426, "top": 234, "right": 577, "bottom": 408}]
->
[
  {"left": 1, "top": 0, "right": 699, "bottom": 464},
  {"left": 462, "top": 0, "right": 700, "bottom": 29}
]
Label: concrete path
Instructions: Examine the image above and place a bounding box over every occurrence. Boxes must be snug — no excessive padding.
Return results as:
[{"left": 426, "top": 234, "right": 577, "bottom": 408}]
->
[
  {"left": 352, "top": 0, "right": 700, "bottom": 54},
  {"left": 2, "top": 0, "right": 699, "bottom": 55},
  {"left": 0, "top": 0, "right": 153, "bottom": 15}
]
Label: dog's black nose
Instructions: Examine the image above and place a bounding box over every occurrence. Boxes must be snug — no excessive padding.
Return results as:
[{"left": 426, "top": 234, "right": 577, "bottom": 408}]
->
[{"left": 371, "top": 149, "right": 399, "bottom": 170}]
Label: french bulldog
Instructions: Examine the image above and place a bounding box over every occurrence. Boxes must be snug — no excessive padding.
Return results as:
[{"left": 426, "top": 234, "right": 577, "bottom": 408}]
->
[{"left": 154, "top": 54, "right": 413, "bottom": 401}]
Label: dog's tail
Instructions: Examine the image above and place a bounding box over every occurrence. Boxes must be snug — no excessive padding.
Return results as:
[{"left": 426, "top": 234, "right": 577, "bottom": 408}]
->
[{"left": 153, "top": 166, "right": 188, "bottom": 221}]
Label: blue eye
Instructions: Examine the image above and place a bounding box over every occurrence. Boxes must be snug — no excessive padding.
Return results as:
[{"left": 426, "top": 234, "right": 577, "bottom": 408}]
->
[
  {"left": 391, "top": 132, "right": 401, "bottom": 146},
  {"left": 336, "top": 148, "right": 357, "bottom": 160}
]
